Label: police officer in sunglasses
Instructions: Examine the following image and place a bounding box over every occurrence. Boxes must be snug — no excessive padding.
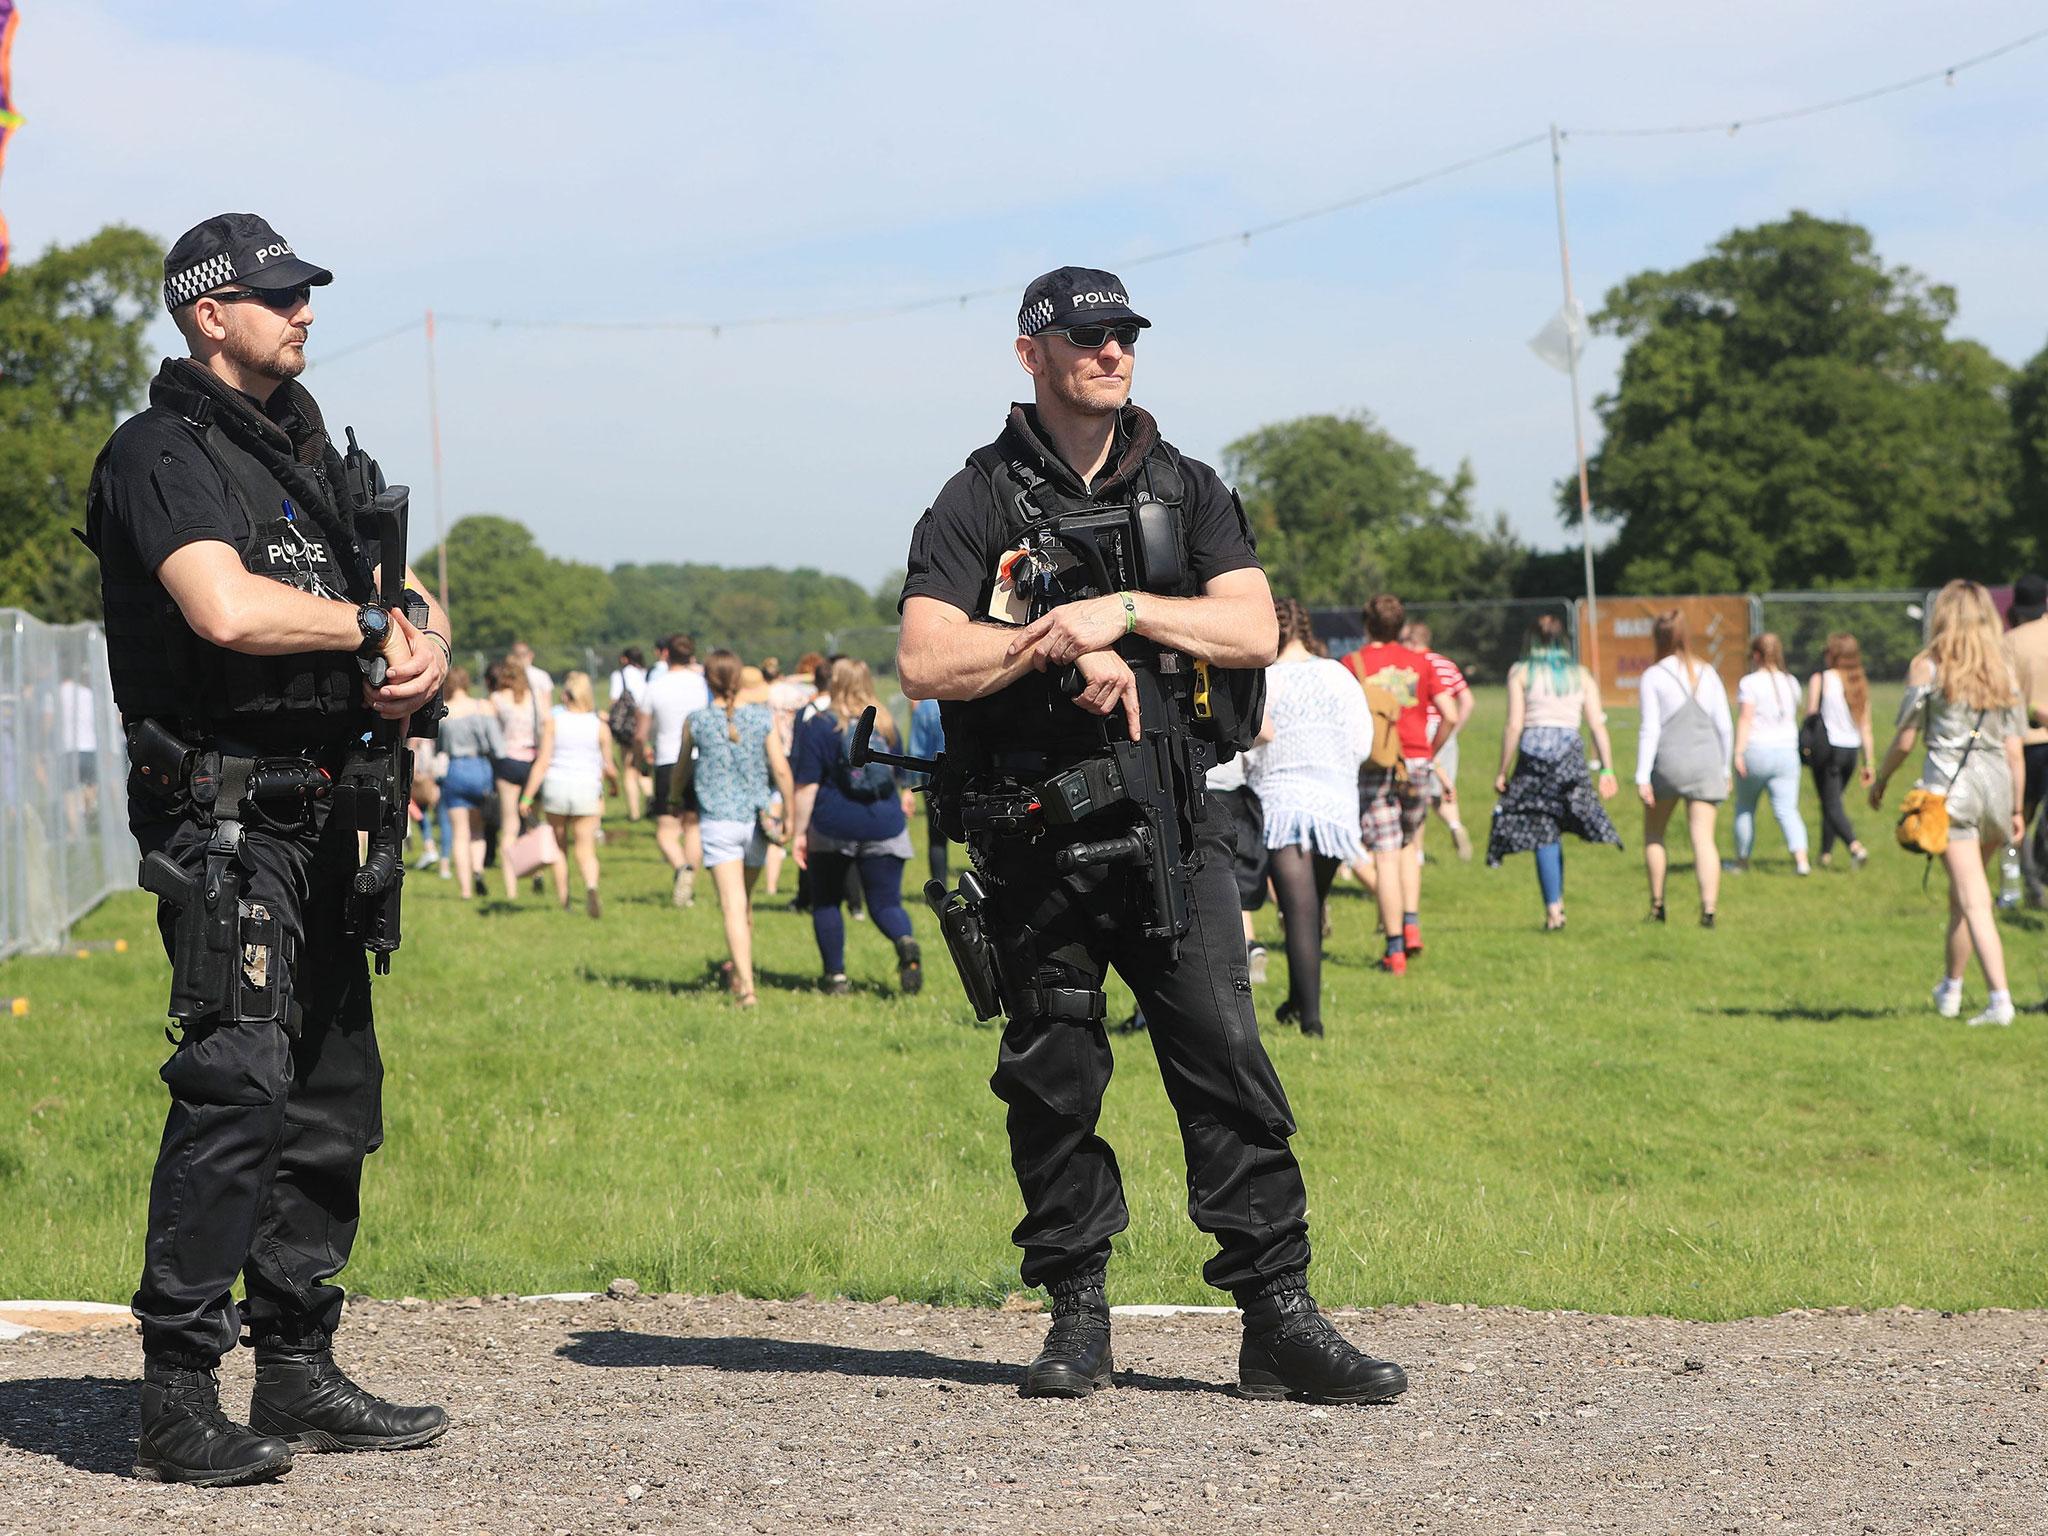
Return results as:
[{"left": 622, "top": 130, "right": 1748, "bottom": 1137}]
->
[
  {"left": 897, "top": 268, "right": 1408, "bottom": 1404},
  {"left": 82, "top": 214, "right": 450, "bottom": 1484}
]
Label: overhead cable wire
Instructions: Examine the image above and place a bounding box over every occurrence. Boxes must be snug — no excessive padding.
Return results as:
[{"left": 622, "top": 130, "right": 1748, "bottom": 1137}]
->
[
  {"left": 305, "top": 314, "right": 423, "bottom": 370},
  {"left": 1566, "top": 22, "right": 2048, "bottom": 137},
  {"left": 312, "top": 21, "right": 2046, "bottom": 352},
  {"left": 426, "top": 130, "right": 1549, "bottom": 340}
]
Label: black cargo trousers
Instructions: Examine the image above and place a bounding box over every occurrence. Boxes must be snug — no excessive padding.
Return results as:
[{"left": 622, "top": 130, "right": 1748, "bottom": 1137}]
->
[
  {"left": 132, "top": 792, "right": 383, "bottom": 1363},
  {"left": 983, "top": 804, "right": 1311, "bottom": 1296}
]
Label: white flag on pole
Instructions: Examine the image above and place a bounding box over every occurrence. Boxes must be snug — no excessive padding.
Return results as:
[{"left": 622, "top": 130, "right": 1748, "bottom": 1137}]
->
[{"left": 1528, "top": 299, "right": 1587, "bottom": 374}]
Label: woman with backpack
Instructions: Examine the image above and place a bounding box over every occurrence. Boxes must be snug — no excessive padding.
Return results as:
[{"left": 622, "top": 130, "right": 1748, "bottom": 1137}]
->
[
  {"left": 790, "top": 658, "right": 921, "bottom": 996},
  {"left": 1869, "top": 581, "right": 2029, "bottom": 1026},
  {"left": 606, "top": 646, "right": 649, "bottom": 821},
  {"left": 1634, "top": 610, "right": 1734, "bottom": 926},
  {"left": 1728, "top": 632, "right": 1811, "bottom": 875},
  {"left": 1486, "top": 615, "right": 1621, "bottom": 930},
  {"left": 680, "top": 650, "right": 793, "bottom": 1008}
]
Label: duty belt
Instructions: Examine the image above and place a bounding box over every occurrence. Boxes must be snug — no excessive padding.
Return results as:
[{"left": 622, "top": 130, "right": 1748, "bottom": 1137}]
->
[{"left": 128, "top": 717, "right": 336, "bottom": 828}]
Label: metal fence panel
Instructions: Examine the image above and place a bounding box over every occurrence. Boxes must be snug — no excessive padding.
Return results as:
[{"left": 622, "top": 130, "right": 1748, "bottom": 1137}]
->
[
  {"left": 1308, "top": 598, "right": 1578, "bottom": 684},
  {"left": 1755, "top": 591, "right": 1930, "bottom": 684},
  {"left": 1, "top": 610, "right": 136, "bottom": 961}
]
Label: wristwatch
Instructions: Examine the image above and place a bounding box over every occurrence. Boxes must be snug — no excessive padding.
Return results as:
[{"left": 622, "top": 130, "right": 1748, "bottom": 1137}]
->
[{"left": 354, "top": 602, "right": 392, "bottom": 659}]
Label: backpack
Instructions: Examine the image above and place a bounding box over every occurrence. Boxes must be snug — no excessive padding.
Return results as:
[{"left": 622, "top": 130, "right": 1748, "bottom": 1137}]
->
[
  {"left": 607, "top": 683, "right": 639, "bottom": 746},
  {"left": 826, "top": 712, "right": 896, "bottom": 803},
  {"left": 1344, "top": 653, "right": 1408, "bottom": 775}
]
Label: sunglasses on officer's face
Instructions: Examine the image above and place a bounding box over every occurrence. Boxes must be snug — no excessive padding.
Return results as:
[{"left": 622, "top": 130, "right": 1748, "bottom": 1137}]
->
[
  {"left": 1046, "top": 323, "right": 1141, "bottom": 350},
  {"left": 207, "top": 285, "right": 313, "bottom": 313}
]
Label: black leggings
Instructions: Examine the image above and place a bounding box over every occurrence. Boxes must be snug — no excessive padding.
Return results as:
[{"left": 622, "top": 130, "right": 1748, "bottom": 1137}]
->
[
  {"left": 1811, "top": 744, "right": 1860, "bottom": 857},
  {"left": 1270, "top": 845, "right": 1339, "bottom": 1029}
]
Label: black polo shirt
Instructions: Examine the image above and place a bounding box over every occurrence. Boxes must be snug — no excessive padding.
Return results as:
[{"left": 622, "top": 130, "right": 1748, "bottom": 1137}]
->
[{"left": 899, "top": 403, "right": 1259, "bottom": 621}]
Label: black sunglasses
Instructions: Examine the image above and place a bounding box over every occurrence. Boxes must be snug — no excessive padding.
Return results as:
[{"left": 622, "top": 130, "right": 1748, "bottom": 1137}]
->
[
  {"left": 1046, "top": 323, "right": 1141, "bottom": 349},
  {"left": 207, "top": 285, "right": 313, "bottom": 312}
]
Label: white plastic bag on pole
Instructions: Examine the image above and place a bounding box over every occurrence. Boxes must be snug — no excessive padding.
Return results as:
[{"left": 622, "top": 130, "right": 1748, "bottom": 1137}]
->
[{"left": 1528, "top": 299, "right": 1586, "bottom": 374}]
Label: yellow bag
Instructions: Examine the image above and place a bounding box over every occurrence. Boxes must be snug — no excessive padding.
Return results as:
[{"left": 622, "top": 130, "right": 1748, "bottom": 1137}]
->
[
  {"left": 1894, "top": 787, "right": 1949, "bottom": 856},
  {"left": 1345, "top": 653, "right": 1409, "bottom": 778},
  {"left": 1894, "top": 707, "right": 1986, "bottom": 859}
]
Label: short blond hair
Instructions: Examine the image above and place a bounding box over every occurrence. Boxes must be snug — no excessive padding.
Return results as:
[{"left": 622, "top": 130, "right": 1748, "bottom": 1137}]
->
[{"left": 559, "top": 671, "right": 594, "bottom": 711}]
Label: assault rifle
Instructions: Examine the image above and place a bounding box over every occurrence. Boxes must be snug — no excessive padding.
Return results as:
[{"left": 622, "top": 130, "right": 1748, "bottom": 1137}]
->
[
  {"left": 332, "top": 429, "right": 433, "bottom": 973},
  {"left": 850, "top": 661, "right": 1198, "bottom": 967}
]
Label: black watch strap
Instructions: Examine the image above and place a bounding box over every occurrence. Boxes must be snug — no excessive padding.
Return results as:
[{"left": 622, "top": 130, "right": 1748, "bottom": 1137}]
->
[{"left": 355, "top": 602, "right": 391, "bottom": 659}]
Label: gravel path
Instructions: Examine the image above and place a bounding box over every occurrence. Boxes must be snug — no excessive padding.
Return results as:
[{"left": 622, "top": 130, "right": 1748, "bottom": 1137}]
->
[{"left": 2, "top": 1293, "right": 2044, "bottom": 1534}]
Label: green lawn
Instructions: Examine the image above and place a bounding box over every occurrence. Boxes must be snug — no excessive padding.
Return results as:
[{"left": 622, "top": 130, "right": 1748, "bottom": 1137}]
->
[{"left": 4, "top": 686, "right": 2045, "bottom": 1318}]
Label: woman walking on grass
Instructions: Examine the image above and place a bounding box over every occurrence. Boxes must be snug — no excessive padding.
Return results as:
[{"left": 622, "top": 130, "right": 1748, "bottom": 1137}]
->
[
  {"left": 1487, "top": 615, "right": 1621, "bottom": 929},
  {"left": 1729, "top": 633, "right": 1811, "bottom": 876},
  {"left": 790, "top": 659, "right": 921, "bottom": 997},
  {"left": 680, "top": 651, "right": 793, "bottom": 1008},
  {"left": 490, "top": 658, "right": 545, "bottom": 902},
  {"left": 1246, "top": 598, "right": 1372, "bottom": 1036},
  {"left": 1635, "top": 610, "right": 1733, "bottom": 926},
  {"left": 436, "top": 667, "right": 505, "bottom": 899},
  {"left": 1806, "top": 633, "right": 1876, "bottom": 869},
  {"left": 1870, "top": 581, "right": 2029, "bottom": 1026},
  {"left": 520, "top": 672, "right": 618, "bottom": 918}
]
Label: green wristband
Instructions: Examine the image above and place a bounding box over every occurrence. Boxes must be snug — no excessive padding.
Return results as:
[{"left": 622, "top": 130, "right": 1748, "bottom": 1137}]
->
[{"left": 1117, "top": 591, "right": 1138, "bottom": 635}]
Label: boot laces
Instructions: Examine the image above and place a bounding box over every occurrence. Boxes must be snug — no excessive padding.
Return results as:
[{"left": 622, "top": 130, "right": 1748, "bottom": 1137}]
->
[{"left": 158, "top": 1367, "right": 236, "bottom": 1435}]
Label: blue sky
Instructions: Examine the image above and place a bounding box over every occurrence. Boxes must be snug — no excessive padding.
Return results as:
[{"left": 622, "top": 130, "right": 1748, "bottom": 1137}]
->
[{"left": 8, "top": 2, "right": 2045, "bottom": 587}]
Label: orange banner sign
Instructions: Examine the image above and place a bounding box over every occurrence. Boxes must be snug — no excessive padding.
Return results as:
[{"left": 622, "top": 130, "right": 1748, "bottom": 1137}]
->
[{"left": 1575, "top": 595, "right": 1753, "bottom": 703}]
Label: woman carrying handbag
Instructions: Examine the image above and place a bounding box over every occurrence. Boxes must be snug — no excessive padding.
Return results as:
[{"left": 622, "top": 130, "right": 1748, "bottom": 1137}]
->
[{"left": 1869, "top": 581, "right": 2028, "bottom": 1026}]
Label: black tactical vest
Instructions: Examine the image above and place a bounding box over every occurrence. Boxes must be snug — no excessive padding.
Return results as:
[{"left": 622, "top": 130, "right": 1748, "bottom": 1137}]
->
[
  {"left": 85, "top": 374, "right": 374, "bottom": 740},
  {"left": 939, "top": 437, "right": 1199, "bottom": 758}
]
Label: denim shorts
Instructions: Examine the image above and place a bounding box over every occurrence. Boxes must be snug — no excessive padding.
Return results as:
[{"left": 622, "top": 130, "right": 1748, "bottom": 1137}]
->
[{"left": 442, "top": 754, "right": 495, "bottom": 811}]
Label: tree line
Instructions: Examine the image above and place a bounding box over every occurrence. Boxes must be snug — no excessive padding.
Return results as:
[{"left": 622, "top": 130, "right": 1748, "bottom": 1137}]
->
[{"left": 4, "top": 215, "right": 2043, "bottom": 646}]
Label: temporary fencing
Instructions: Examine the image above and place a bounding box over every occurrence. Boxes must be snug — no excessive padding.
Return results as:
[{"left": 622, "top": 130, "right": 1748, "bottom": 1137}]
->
[
  {"left": 1310, "top": 599, "right": 1576, "bottom": 684},
  {"left": 1, "top": 610, "right": 136, "bottom": 960},
  {"left": 1754, "top": 591, "right": 1929, "bottom": 681},
  {"left": 805, "top": 590, "right": 1935, "bottom": 714}
]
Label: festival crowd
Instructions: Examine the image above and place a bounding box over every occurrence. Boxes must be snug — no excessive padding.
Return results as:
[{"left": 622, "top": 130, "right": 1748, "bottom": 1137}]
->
[{"left": 405, "top": 571, "right": 2048, "bottom": 1025}]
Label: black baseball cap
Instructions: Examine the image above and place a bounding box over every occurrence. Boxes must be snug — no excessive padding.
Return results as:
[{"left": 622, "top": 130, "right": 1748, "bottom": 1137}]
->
[
  {"left": 2010, "top": 572, "right": 2047, "bottom": 624},
  {"left": 162, "top": 213, "right": 333, "bottom": 311},
  {"left": 1017, "top": 266, "right": 1151, "bottom": 336}
]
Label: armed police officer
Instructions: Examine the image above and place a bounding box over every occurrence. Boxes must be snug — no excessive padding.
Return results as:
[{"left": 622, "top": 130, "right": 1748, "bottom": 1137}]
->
[
  {"left": 895, "top": 268, "right": 1408, "bottom": 1404},
  {"left": 84, "top": 215, "right": 452, "bottom": 1485}
]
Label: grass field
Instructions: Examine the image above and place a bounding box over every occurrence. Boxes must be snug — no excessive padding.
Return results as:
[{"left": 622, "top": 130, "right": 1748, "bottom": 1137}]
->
[{"left": 5, "top": 686, "right": 2047, "bottom": 1318}]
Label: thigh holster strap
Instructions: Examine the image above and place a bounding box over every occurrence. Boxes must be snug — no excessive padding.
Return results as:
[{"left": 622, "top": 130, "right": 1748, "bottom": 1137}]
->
[{"left": 1012, "top": 986, "right": 1106, "bottom": 1023}]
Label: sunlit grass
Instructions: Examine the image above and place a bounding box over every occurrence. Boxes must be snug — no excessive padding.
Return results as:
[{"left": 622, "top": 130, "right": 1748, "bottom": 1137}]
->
[{"left": 5, "top": 686, "right": 2045, "bottom": 1317}]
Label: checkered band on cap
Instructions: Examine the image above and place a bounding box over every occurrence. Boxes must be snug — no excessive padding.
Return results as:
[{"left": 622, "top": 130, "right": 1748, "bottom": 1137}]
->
[
  {"left": 1018, "top": 296, "right": 1056, "bottom": 335},
  {"left": 163, "top": 252, "right": 238, "bottom": 310}
]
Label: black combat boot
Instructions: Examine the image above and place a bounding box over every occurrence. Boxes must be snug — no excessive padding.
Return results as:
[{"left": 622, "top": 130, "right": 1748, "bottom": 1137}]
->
[
  {"left": 135, "top": 1354, "right": 295, "bottom": 1486},
  {"left": 894, "top": 934, "right": 923, "bottom": 994},
  {"left": 248, "top": 1339, "right": 449, "bottom": 1452},
  {"left": 1237, "top": 1276, "right": 1408, "bottom": 1404},
  {"left": 1023, "top": 1272, "right": 1113, "bottom": 1399}
]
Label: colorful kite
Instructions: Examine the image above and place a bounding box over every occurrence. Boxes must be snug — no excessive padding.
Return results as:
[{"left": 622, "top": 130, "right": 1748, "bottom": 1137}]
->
[{"left": 0, "top": 1, "right": 19, "bottom": 274}]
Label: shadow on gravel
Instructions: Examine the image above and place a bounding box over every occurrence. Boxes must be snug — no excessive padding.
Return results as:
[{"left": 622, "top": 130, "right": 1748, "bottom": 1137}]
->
[
  {"left": 0, "top": 1377, "right": 134, "bottom": 1476},
  {"left": 558, "top": 1331, "right": 1232, "bottom": 1398}
]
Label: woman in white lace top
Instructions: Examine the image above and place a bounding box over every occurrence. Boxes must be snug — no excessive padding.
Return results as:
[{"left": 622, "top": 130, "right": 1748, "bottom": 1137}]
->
[{"left": 1246, "top": 599, "right": 1372, "bottom": 1037}]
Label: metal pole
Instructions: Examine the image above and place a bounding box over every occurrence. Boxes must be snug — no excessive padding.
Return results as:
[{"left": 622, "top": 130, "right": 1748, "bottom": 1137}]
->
[
  {"left": 1549, "top": 124, "right": 1600, "bottom": 679},
  {"left": 425, "top": 308, "right": 449, "bottom": 614}
]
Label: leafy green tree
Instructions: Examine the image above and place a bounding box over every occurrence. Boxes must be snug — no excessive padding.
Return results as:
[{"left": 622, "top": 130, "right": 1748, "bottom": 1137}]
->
[
  {"left": 434, "top": 514, "right": 611, "bottom": 665},
  {"left": 1578, "top": 212, "right": 2019, "bottom": 593},
  {"left": 0, "top": 226, "right": 164, "bottom": 620},
  {"left": 1221, "top": 412, "right": 1523, "bottom": 606},
  {"left": 2012, "top": 338, "right": 2048, "bottom": 549}
]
